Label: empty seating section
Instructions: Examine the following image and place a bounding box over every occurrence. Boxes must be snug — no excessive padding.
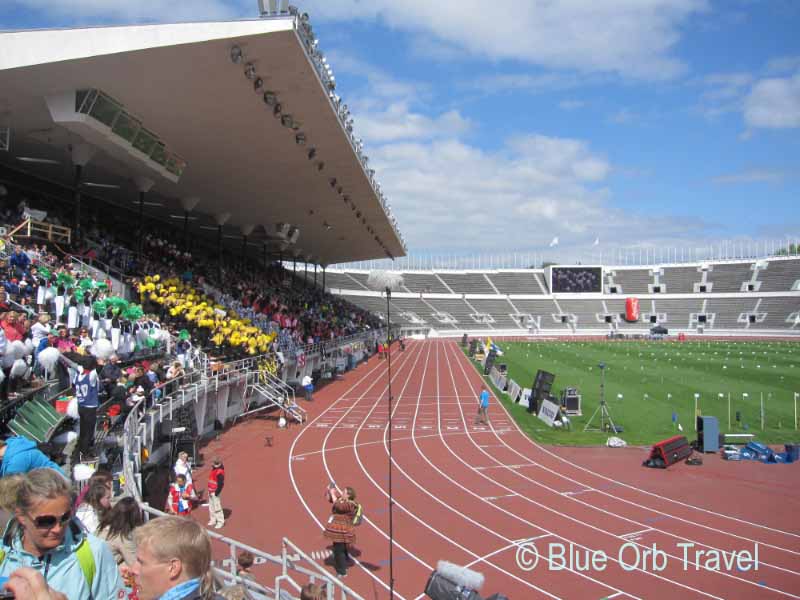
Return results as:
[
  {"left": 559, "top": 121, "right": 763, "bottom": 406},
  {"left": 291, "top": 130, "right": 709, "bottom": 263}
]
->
[
  {"left": 658, "top": 266, "right": 698, "bottom": 294},
  {"left": 511, "top": 299, "right": 564, "bottom": 330},
  {"left": 705, "top": 298, "right": 760, "bottom": 328},
  {"left": 609, "top": 269, "right": 651, "bottom": 294},
  {"left": 487, "top": 271, "right": 543, "bottom": 294},
  {"left": 650, "top": 298, "right": 705, "bottom": 329},
  {"left": 438, "top": 272, "right": 496, "bottom": 294},
  {"left": 426, "top": 298, "right": 491, "bottom": 328},
  {"left": 468, "top": 299, "right": 525, "bottom": 328},
  {"left": 402, "top": 273, "right": 451, "bottom": 294},
  {"left": 556, "top": 300, "right": 610, "bottom": 330},
  {"left": 758, "top": 259, "right": 800, "bottom": 292},
  {"left": 707, "top": 262, "right": 753, "bottom": 292},
  {"left": 324, "top": 271, "right": 366, "bottom": 290},
  {"left": 603, "top": 298, "right": 641, "bottom": 329},
  {"left": 345, "top": 272, "right": 371, "bottom": 289},
  {"left": 389, "top": 297, "right": 437, "bottom": 324},
  {"left": 324, "top": 260, "right": 799, "bottom": 332},
  {"left": 757, "top": 297, "right": 800, "bottom": 329}
]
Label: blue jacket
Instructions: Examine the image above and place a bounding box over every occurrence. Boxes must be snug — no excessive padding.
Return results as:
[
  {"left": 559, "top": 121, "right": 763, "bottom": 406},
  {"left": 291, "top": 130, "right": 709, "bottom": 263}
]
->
[
  {"left": 0, "top": 518, "right": 124, "bottom": 600},
  {"left": 0, "top": 437, "right": 65, "bottom": 478},
  {"left": 9, "top": 251, "right": 30, "bottom": 272}
]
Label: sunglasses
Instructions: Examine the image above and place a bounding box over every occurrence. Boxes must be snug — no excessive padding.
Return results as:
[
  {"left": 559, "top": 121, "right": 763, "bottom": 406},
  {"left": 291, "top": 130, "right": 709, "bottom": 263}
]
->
[{"left": 29, "top": 511, "right": 72, "bottom": 529}]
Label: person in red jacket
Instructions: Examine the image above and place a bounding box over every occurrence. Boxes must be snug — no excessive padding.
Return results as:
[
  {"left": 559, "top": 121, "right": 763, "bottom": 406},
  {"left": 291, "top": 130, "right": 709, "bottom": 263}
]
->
[
  {"left": 167, "top": 473, "right": 196, "bottom": 516},
  {"left": 206, "top": 457, "right": 225, "bottom": 529}
]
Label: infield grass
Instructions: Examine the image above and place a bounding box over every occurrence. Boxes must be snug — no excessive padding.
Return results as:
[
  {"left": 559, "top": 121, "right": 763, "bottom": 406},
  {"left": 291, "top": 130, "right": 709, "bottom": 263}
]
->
[{"left": 466, "top": 339, "right": 800, "bottom": 446}]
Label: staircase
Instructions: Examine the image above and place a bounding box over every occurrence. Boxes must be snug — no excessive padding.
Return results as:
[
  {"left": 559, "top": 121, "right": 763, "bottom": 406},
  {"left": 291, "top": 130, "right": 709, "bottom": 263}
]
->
[{"left": 240, "top": 369, "right": 306, "bottom": 424}]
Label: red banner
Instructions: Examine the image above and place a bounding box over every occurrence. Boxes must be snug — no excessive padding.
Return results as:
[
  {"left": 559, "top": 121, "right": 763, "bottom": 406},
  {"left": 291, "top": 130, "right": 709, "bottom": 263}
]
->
[{"left": 625, "top": 297, "right": 640, "bottom": 322}]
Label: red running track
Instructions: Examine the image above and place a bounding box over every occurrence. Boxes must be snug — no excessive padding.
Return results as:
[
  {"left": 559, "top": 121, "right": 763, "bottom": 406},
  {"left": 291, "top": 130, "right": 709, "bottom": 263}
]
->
[{"left": 198, "top": 339, "right": 800, "bottom": 600}]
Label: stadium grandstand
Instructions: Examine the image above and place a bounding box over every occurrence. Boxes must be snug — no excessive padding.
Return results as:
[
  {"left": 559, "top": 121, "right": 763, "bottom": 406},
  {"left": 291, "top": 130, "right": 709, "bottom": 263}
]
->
[
  {"left": 0, "top": 4, "right": 405, "bottom": 599},
  {"left": 1, "top": 4, "right": 800, "bottom": 600},
  {"left": 321, "top": 258, "right": 800, "bottom": 337}
]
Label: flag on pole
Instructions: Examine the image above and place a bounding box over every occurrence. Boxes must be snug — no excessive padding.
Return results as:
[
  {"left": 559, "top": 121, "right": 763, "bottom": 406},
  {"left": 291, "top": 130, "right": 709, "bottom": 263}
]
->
[
  {"left": 593, "top": 237, "right": 600, "bottom": 246},
  {"left": 678, "top": 423, "right": 683, "bottom": 432},
  {"left": 549, "top": 237, "right": 559, "bottom": 247}
]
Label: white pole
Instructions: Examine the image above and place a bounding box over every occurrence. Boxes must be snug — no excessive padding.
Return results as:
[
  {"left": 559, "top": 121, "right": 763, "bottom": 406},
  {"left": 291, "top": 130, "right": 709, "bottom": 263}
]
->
[
  {"left": 728, "top": 392, "right": 731, "bottom": 431},
  {"left": 795, "top": 392, "right": 798, "bottom": 430}
]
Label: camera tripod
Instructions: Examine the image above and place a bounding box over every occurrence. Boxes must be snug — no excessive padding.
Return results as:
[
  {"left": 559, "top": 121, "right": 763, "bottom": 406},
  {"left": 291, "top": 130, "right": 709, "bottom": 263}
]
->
[{"left": 584, "top": 362, "right": 618, "bottom": 433}]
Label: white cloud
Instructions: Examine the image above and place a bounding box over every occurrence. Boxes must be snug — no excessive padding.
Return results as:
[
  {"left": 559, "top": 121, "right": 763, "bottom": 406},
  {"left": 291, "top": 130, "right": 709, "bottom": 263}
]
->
[
  {"left": 711, "top": 169, "right": 788, "bottom": 185},
  {"left": 8, "top": 0, "right": 244, "bottom": 23},
  {"left": 356, "top": 103, "right": 471, "bottom": 142},
  {"left": 303, "top": 0, "right": 708, "bottom": 80},
  {"left": 743, "top": 71, "right": 800, "bottom": 129},
  {"left": 470, "top": 72, "right": 588, "bottom": 95},
  {"left": 367, "top": 131, "right": 703, "bottom": 254},
  {"left": 698, "top": 66, "right": 800, "bottom": 130},
  {"left": 695, "top": 72, "right": 753, "bottom": 119}
]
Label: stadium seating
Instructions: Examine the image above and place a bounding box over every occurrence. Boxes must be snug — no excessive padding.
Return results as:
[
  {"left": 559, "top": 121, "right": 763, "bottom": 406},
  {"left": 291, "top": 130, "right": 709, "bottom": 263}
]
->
[
  {"left": 657, "top": 266, "right": 699, "bottom": 294},
  {"left": 402, "top": 273, "right": 452, "bottom": 294},
  {"left": 606, "top": 269, "right": 651, "bottom": 294},
  {"left": 438, "top": 272, "right": 498, "bottom": 294},
  {"left": 757, "top": 259, "right": 800, "bottom": 292},
  {"left": 487, "top": 271, "right": 545, "bottom": 294},
  {"left": 706, "top": 262, "right": 755, "bottom": 293},
  {"left": 322, "top": 258, "right": 800, "bottom": 335}
]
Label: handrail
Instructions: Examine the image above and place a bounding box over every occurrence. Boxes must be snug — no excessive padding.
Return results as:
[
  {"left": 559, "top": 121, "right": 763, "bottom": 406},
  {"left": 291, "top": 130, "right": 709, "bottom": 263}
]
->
[
  {"left": 70, "top": 254, "right": 128, "bottom": 290},
  {"left": 137, "top": 505, "right": 362, "bottom": 600},
  {"left": 122, "top": 358, "right": 362, "bottom": 599},
  {"left": 7, "top": 217, "right": 72, "bottom": 244}
]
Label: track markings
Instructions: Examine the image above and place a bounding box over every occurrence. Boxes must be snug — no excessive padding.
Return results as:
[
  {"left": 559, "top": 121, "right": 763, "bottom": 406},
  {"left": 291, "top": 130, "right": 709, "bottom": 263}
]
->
[
  {"left": 621, "top": 527, "right": 654, "bottom": 542},
  {"left": 483, "top": 493, "right": 519, "bottom": 501}
]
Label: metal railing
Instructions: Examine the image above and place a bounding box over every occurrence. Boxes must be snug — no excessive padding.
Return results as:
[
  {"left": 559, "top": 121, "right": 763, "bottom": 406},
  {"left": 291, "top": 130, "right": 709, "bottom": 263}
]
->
[
  {"left": 70, "top": 254, "right": 129, "bottom": 297},
  {"left": 121, "top": 356, "right": 362, "bottom": 600},
  {"left": 6, "top": 217, "right": 71, "bottom": 244},
  {"left": 137, "top": 504, "right": 363, "bottom": 600}
]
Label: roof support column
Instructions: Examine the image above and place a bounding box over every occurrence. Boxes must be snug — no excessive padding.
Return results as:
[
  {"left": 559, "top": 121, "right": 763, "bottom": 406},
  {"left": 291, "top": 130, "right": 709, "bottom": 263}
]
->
[
  {"left": 180, "top": 197, "right": 200, "bottom": 253},
  {"left": 322, "top": 265, "right": 326, "bottom": 290},
  {"left": 240, "top": 225, "right": 254, "bottom": 268},
  {"left": 70, "top": 144, "right": 94, "bottom": 244},
  {"left": 133, "top": 176, "right": 154, "bottom": 261},
  {"left": 214, "top": 213, "right": 230, "bottom": 283},
  {"left": 314, "top": 263, "right": 318, "bottom": 286}
]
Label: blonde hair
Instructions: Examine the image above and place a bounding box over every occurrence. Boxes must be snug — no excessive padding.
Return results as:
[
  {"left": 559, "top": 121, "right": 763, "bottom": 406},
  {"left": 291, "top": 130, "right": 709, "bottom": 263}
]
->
[
  {"left": 0, "top": 468, "right": 72, "bottom": 513},
  {"left": 134, "top": 516, "right": 212, "bottom": 591},
  {"left": 300, "top": 582, "right": 326, "bottom": 600}
]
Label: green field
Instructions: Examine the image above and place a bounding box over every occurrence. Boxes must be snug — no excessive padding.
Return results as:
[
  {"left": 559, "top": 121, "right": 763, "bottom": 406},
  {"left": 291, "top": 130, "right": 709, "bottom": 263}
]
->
[{"left": 467, "top": 339, "right": 800, "bottom": 446}]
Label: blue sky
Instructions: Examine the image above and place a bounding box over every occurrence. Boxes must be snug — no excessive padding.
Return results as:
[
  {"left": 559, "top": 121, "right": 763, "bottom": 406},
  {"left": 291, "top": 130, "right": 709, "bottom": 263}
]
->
[{"left": 2, "top": 0, "right": 799, "bottom": 261}]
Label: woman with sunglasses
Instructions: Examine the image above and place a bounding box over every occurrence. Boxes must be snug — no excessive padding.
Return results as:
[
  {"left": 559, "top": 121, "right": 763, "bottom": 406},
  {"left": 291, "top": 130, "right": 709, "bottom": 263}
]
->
[{"left": 0, "top": 468, "right": 124, "bottom": 599}]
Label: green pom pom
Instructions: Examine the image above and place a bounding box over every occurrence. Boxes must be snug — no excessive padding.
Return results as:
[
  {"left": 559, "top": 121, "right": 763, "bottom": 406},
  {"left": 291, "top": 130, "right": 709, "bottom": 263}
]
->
[
  {"left": 92, "top": 299, "right": 108, "bottom": 314},
  {"left": 106, "top": 297, "right": 129, "bottom": 311},
  {"left": 122, "top": 304, "right": 144, "bottom": 320},
  {"left": 56, "top": 272, "right": 75, "bottom": 287},
  {"left": 78, "top": 278, "right": 94, "bottom": 291},
  {"left": 179, "top": 329, "right": 190, "bottom": 341}
]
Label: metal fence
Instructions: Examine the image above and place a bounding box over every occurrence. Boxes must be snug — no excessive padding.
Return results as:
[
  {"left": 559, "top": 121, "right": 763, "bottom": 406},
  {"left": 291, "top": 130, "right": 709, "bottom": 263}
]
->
[{"left": 121, "top": 348, "right": 369, "bottom": 599}]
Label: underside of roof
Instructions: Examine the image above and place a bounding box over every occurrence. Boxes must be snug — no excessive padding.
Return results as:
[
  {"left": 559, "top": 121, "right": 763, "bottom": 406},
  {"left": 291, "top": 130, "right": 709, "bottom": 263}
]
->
[{"left": 0, "top": 17, "right": 406, "bottom": 265}]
